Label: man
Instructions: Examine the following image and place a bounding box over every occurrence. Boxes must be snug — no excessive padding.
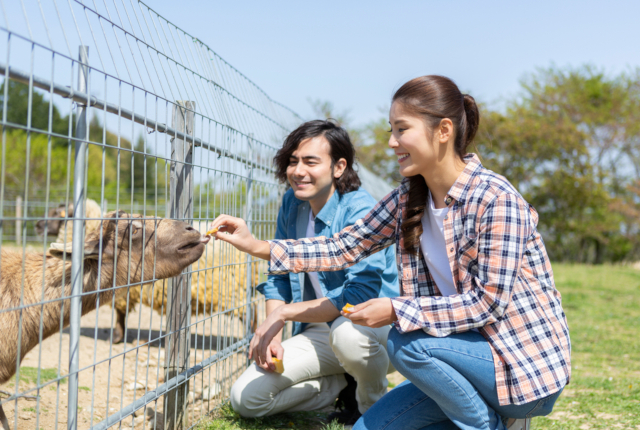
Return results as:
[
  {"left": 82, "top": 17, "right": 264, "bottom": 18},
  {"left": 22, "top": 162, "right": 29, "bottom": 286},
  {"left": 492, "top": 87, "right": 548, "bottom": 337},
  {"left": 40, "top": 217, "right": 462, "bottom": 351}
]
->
[{"left": 230, "top": 120, "right": 398, "bottom": 425}]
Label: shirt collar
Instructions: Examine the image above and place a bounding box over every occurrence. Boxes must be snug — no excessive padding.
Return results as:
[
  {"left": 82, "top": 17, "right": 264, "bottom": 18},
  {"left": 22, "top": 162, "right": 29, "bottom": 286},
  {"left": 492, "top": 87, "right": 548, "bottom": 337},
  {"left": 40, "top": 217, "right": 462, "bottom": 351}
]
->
[
  {"left": 445, "top": 153, "right": 482, "bottom": 204},
  {"left": 314, "top": 189, "right": 340, "bottom": 226}
]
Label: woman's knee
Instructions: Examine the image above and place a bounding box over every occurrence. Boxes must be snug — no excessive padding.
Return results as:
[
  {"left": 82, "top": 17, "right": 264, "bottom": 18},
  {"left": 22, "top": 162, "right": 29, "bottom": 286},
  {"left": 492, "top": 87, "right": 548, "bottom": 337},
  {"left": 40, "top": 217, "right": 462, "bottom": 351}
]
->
[{"left": 386, "top": 328, "right": 429, "bottom": 371}]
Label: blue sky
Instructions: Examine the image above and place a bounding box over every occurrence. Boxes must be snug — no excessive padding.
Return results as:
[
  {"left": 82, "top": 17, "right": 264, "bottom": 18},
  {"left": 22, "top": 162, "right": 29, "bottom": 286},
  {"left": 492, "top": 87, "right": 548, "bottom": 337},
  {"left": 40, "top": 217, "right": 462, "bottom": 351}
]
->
[{"left": 149, "top": 0, "right": 640, "bottom": 126}]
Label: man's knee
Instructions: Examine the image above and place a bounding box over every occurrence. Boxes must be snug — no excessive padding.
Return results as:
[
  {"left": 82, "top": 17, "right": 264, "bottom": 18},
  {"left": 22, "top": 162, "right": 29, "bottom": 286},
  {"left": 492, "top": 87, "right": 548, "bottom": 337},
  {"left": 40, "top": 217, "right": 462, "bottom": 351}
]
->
[
  {"left": 230, "top": 376, "right": 267, "bottom": 418},
  {"left": 330, "top": 317, "right": 388, "bottom": 368}
]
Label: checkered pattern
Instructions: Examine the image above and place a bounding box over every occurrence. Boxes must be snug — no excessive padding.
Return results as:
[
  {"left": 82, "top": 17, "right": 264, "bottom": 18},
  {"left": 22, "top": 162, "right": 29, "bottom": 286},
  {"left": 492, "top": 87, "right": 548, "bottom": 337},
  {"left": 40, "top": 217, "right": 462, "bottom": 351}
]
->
[{"left": 269, "top": 154, "right": 571, "bottom": 406}]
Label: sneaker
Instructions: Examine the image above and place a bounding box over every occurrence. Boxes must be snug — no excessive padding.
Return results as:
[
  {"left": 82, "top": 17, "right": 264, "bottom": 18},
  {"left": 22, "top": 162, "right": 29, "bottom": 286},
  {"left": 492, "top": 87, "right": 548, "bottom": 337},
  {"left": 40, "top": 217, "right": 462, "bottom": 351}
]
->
[
  {"left": 327, "top": 408, "right": 362, "bottom": 426},
  {"left": 505, "top": 418, "right": 531, "bottom": 430}
]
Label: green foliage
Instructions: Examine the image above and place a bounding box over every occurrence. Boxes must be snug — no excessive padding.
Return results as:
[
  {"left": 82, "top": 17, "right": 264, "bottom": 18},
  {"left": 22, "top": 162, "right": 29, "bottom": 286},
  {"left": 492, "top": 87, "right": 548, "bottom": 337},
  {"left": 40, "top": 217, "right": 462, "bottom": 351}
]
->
[
  {"left": 1, "top": 80, "right": 168, "bottom": 208},
  {"left": 0, "top": 80, "right": 68, "bottom": 136},
  {"left": 476, "top": 65, "right": 640, "bottom": 263}
]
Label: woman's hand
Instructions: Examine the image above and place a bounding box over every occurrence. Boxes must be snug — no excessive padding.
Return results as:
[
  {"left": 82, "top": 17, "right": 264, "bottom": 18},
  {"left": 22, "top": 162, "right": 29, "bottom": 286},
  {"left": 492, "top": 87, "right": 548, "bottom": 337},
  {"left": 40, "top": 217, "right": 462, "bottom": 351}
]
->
[
  {"left": 249, "top": 306, "right": 287, "bottom": 370},
  {"left": 342, "top": 298, "right": 398, "bottom": 328},
  {"left": 209, "top": 215, "right": 270, "bottom": 260}
]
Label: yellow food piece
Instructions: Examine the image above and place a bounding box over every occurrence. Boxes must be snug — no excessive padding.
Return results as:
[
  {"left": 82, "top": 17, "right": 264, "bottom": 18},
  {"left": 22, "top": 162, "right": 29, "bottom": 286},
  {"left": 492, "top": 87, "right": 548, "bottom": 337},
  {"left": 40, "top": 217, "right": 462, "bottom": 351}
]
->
[
  {"left": 342, "top": 303, "right": 355, "bottom": 313},
  {"left": 205, "top": 227, "right": 218, "bottom": 236},
  {"left": 272, "top": 357, "right": 284, "bottom": 374}
]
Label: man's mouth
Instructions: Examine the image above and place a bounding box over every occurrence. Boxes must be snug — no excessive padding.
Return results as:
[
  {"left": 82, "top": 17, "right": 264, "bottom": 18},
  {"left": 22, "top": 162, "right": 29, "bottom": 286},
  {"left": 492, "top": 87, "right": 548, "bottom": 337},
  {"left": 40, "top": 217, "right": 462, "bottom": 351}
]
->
[
  {"left": 397, "top": 154, "right": 410, "bottom": 163},
  {"left": 295, "top": 181, "right": 313, "bottom": 187}
]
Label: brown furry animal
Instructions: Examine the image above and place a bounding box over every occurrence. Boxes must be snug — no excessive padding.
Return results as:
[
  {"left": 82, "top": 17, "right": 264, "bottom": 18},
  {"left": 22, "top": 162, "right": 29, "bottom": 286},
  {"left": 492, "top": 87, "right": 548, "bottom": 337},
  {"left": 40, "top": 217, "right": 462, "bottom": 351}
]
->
[
  {"left": 0, "top": 211, "right": 207, "bottom": 430},
  {"left": 37, "top": 205, "right": 260, "bottom": 343}
]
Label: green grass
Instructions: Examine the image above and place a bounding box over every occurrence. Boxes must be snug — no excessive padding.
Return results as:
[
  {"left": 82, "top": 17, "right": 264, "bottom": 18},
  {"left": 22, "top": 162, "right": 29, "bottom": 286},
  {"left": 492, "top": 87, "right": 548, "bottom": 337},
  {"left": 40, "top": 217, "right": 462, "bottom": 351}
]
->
[
  {"left": 197, "top": 264, "right": 640, "bottom": 430},
  {"left": 532, "top": 263, "right": 640, "bottom": 429},
  {"left": 18, "top": 367, "right": 66, "bottom": 385},
  {"left": 196, "top": 403, "right": 336, "bottom": 430}
]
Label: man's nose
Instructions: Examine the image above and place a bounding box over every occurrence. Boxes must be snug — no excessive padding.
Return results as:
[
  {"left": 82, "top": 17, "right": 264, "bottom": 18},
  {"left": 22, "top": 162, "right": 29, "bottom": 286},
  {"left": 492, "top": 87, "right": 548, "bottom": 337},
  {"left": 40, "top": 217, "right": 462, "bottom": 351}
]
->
[{"left": 293, "top": 163, "right": 306, "bottom": 176}]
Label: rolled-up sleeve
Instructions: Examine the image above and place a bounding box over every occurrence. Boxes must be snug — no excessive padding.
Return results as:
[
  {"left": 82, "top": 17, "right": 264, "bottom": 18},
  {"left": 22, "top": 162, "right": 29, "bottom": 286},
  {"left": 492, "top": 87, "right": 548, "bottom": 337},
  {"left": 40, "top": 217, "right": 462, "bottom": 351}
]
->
[
  {"left": 392, "top": 193, "right": 532, "bottom": 336},
  {"left": 268, "top": 188, "right": 399, "bottom": 275},
  {"left": 324, "top": 204, "right": 389, "bottom": 311}
]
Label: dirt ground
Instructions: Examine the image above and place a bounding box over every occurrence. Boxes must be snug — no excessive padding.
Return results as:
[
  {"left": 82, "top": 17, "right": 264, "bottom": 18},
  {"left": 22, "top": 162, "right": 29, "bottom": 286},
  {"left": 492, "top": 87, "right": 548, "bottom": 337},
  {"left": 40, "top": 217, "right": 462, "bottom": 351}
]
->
[{"left": 0, "top": 303, "right": 250, "bottom": 429}]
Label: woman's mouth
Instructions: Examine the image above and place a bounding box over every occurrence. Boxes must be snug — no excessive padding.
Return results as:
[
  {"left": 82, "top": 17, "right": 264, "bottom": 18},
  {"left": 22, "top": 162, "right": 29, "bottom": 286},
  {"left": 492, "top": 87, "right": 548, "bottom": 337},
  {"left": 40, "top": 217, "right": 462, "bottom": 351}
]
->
[
  {"left": 295, "top": 181, "right": 312, "bottom": 188},
  {"left": 397, "top": 154, "right": 410, "bottom": 163}
]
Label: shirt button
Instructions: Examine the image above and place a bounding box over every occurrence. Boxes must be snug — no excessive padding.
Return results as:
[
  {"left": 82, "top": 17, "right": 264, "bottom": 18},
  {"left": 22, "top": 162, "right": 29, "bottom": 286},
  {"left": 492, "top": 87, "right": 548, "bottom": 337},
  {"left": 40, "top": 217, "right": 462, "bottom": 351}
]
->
[
  {"left": 445, "top": 197, "right": 452, "bottom": 205},
  {"left": 449, "top": 247, "right": 454, "bottom": 253},
  {"left": 444, "top": 215, "right": 448, "bottom": 220}
]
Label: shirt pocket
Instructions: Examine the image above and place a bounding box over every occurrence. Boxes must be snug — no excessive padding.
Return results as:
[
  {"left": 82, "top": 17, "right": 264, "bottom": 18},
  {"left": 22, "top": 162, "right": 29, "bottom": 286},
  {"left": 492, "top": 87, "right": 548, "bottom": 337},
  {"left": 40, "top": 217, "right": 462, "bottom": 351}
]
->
[{"left": 457, "top": 234, "right": 479, "bottom": 283}]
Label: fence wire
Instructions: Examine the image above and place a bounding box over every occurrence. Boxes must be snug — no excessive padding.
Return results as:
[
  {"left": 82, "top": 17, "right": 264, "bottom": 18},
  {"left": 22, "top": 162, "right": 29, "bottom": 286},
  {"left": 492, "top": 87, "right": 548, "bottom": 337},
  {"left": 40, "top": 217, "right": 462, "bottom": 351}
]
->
[{"left": 0, "top": 1, "right": 301, "bottom": 429}]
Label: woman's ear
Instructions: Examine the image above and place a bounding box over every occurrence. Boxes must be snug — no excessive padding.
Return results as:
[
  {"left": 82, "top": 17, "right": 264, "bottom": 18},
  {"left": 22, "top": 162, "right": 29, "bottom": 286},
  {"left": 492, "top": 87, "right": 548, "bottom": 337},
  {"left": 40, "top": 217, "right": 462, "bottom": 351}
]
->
[
  {"left": 438, "top": 118, "right": 454, "bottom": 143},
  {"left": 333, "top": 158, "right": 347, "bottom": 179}
]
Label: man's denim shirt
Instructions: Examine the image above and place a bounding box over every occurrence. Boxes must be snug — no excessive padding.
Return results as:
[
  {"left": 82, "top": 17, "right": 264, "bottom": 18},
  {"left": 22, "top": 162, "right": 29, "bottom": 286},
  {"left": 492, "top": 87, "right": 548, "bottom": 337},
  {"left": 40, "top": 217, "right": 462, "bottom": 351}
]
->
[{"left": 257, "top": 187, "right": 399, "bottom": 336}]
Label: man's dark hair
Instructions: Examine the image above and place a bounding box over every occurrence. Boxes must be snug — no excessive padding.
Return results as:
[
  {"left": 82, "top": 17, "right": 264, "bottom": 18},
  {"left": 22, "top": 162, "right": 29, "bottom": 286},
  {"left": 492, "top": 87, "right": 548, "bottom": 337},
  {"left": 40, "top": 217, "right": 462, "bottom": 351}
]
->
[{"left": 273, "top": 119, "right": 361, "bottom": 194}]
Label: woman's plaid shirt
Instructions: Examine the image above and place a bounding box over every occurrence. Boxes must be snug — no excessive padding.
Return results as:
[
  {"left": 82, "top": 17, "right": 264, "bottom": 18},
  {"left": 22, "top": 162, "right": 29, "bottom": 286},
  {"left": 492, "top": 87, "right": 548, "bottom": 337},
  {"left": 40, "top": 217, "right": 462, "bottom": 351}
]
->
[{"left": 268, "top": 154, "right": 571, "bottom": 406}]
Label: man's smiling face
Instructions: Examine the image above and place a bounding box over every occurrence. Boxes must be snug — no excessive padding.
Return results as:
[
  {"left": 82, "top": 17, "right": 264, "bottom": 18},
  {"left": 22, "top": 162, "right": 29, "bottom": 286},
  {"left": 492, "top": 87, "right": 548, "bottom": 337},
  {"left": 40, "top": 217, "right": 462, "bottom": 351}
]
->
[{"left": 286, "top": 135, "right": 338, "bottom": 208}]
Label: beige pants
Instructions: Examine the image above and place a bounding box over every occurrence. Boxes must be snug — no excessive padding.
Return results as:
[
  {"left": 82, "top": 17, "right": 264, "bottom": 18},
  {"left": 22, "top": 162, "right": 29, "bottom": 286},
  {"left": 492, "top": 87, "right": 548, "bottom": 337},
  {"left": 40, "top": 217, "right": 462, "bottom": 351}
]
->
[{"left": 230, "top": 317, "right": 393, "bottom": 417}]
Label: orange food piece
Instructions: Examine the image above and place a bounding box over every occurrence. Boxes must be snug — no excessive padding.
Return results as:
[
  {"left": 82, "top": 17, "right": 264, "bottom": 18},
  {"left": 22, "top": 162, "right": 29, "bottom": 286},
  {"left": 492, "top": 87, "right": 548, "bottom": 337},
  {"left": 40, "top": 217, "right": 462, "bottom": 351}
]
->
[
  {"left": 205, "top": 227, "right": 218, "bottom": 236},
  {"left": 342, "top": 303, "right": 355, "bottom": 313},
  {"left": 272, "top": 357, "right": 284, "bottom": 374}
]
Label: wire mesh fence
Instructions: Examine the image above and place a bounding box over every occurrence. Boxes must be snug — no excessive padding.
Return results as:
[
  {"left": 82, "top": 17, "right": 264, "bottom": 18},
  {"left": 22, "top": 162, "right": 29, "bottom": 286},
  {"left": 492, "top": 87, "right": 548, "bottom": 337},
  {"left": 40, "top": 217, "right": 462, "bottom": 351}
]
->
[{"left": 0, "top": 1, "right": 302, "bottom": 429}]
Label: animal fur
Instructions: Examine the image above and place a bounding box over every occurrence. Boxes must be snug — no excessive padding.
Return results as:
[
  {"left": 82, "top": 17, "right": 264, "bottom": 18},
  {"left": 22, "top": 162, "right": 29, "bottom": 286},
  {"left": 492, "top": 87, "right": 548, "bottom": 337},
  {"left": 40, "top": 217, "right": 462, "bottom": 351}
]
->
[
  {"left": 36, "top": 201, "right": 260, "bottom": 343},
  {"left": 0, "top": 211, "right": 207, "bottom": 430}
]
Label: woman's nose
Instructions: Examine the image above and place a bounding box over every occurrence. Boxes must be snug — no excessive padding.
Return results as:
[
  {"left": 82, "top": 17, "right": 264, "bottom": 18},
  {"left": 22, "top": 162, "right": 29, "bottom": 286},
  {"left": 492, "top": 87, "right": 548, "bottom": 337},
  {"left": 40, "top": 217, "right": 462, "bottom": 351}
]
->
[{"left": 388, "top": 135, "right": 398, "bottom": 148}]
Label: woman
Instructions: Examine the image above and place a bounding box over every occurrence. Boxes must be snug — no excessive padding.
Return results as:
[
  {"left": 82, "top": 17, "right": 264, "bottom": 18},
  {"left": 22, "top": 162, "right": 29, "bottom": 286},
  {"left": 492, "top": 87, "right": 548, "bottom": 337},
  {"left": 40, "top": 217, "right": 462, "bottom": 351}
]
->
[{"left": 211, "top": 75, "right": 571, "bottom": 430}]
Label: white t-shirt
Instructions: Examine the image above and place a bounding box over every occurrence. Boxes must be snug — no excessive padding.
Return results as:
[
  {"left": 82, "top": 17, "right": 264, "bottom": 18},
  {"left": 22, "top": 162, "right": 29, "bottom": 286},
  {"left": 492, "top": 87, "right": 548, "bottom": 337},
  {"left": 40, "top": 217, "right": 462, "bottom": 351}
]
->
[
  {"left": 420, "top": 193, "right": 457, "bottom": 297},
  {"left": 305, "top": 210, "right": 325, "bottom": 300}
]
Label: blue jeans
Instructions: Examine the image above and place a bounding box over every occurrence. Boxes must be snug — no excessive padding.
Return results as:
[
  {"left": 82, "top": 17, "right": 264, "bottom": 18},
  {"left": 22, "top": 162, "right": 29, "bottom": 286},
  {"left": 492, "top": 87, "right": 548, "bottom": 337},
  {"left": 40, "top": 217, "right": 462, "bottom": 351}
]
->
[{"left": 353, "top": 329, "right": 563, "bottom": 430}]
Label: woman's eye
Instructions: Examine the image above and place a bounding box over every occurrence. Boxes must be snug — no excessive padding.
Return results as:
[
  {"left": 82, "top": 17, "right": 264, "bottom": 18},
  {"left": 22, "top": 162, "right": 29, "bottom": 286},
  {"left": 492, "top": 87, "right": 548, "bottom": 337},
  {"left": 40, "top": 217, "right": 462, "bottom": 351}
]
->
[{"left": 386, "top": 128, "right": 392, "bottom": 133}]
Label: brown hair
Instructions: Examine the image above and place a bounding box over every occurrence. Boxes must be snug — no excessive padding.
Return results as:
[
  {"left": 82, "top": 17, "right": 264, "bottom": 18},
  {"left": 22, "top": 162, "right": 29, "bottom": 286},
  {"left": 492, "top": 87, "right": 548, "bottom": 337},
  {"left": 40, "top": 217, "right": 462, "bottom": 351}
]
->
[
  {"left": 393, "top": 75, "right": 480, "bottom": 253},
  {"left": 273, "top": 119, "right": 361, "bottom": 194}
]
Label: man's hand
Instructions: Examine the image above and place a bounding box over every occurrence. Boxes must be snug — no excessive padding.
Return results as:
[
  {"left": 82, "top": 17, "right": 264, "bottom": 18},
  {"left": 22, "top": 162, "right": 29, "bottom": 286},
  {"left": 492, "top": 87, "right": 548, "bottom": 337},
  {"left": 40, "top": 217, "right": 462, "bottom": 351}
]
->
[
  {"left": 341, "top": 298, "right": 398, "bottom": 328},
  {"left": 255, "top": 338, "right": 284, "bottom": 372},
  {"left": 249, "top": 306, "right": 287, "bottom": 370}
]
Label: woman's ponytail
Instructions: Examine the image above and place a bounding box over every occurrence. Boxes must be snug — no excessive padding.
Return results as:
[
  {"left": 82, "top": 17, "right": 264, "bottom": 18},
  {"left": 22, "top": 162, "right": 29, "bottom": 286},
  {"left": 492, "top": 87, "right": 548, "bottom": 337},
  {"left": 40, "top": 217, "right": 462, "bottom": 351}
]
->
[{"left": 462, "top": 94, "right": 480, "bottom": 151}]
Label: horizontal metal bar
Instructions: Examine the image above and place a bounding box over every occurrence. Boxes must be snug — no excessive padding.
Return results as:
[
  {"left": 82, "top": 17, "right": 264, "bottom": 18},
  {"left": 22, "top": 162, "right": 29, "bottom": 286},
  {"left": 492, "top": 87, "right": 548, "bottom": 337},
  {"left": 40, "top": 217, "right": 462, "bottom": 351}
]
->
[
  {"left": 0, "top": 63, "right": 275, "bottom": 173},
  {"left": 89, "top": 335, "right": 252, "bottom": 430}
]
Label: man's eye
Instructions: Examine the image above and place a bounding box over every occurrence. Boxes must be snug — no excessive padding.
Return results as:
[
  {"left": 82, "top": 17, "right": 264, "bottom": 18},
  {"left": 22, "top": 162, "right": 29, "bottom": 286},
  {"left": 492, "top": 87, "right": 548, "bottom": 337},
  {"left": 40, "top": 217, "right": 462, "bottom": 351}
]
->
[{"left": 387, "top": 128, "right": 392, "bottom": 133}]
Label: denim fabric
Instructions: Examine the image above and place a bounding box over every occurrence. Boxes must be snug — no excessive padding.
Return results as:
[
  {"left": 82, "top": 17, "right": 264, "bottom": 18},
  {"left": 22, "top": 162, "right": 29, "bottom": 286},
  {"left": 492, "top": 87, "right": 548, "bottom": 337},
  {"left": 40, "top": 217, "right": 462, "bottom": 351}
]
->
[
  {"left": 353, "top": 329, "right": 562, "bottom": 430},
  {"left": 257, "top": 188, "right": 398, "bottom": 336}
]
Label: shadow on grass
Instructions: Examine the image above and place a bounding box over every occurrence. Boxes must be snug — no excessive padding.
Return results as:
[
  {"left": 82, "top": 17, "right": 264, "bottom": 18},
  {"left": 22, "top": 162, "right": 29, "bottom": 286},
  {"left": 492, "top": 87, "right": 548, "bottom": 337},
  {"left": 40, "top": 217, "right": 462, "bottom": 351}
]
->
[{"left": 196, "top": 402, "right": 345, "bottom": 430}]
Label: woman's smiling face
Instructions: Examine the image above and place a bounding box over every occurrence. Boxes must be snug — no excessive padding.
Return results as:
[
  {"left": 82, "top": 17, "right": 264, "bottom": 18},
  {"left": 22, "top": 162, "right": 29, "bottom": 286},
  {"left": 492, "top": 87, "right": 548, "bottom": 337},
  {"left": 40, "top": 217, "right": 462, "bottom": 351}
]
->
[{"left": 388, "top": 101, "right": 437, "bottom": 178}]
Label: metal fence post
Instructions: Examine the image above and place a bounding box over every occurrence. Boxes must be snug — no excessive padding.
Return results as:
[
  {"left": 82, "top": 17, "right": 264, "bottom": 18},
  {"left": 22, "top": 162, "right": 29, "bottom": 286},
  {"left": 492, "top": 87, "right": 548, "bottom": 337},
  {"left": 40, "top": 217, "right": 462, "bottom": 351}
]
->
[
  {"left": 244, "top": 136, "right": 254, "bottom": 351},
  {"left": 68, "top": 45, "right": 89, "bottom": 430},
  {"left": 15, "top": 195, "right": 21, "bottom": 246},
  {"left": 165, "top": 100, "right": 195, "bottom": 430}
]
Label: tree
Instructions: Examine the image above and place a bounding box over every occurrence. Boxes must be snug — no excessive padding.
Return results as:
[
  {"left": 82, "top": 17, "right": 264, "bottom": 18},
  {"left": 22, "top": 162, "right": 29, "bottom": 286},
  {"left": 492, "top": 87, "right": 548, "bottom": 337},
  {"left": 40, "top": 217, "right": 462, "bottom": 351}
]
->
[{"left": 476, "top": 65, "right": 640, "bottom": 263}]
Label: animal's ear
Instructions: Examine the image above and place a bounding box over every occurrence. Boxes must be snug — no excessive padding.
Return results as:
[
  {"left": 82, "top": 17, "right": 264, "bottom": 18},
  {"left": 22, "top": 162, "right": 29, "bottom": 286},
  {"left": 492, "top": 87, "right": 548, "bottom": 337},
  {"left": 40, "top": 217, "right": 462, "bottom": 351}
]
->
[{"left": 48, "top": 237, "right": 112, "bottom": 260}]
